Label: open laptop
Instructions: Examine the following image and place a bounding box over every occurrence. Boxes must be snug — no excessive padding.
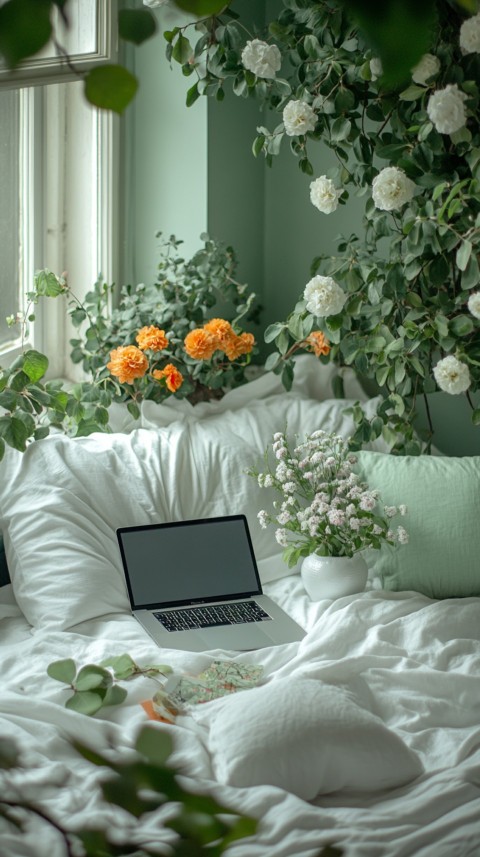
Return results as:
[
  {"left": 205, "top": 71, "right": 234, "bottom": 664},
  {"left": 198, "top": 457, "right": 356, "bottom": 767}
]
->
[{"left": 116, "top": 514, "right": 305, "bottom": 652}]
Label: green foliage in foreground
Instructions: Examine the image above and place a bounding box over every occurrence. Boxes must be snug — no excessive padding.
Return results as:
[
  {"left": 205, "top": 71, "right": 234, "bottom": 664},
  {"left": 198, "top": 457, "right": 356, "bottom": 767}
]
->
[{"left": 0, "top": 726, "right": 343, "bottom": 856}]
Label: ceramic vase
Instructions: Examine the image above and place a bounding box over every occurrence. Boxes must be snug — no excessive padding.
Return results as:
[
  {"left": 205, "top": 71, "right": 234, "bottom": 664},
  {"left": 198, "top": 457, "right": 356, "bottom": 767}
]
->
[{"left": 301, "top": 553, "right": 368, "bottom": 601}]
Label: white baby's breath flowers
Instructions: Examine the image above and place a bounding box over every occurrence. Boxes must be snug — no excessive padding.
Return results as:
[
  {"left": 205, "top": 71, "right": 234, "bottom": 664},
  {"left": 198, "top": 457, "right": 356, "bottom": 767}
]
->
[
  {"left": 427, "top": 84, "right": 468, "bottom": 135},
  {"left": 459, "top": 12, "right": 480, "bottom": 54},
  {"left": 467, "top": 292, "right": 480, "bottom": 320},
  {"left": 282, "top": 100, "right": 317, "bottom": 136},
  {"left": 309, "top": 175, "right": 342, "bottom": 214},
  {"left": 433, "top": 355, "right": 471, "bottom": 395},
  {"left": 369, "top": 57, "right": 383, "bottom": 80},
  {"left": 411, "top": 53, "right": 441, "bottom": 85},
  {"left": 249, "top": 429, "right": 409, "bottom": 565},
  {"left": 396, "top": 526, "right": 409, "bottom": 545},
  {"left": 241, "top": 39, "right": 281, "bottom": 79},
  {"left": 371, "top": 166, "right": 416, "bottom": 211},
  {"left": 303, "top": 275, "right": 347, "bottom": 317}
]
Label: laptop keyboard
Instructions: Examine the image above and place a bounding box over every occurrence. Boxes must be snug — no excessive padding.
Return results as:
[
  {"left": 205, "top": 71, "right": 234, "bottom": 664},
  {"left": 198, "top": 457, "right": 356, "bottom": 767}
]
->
[{"left": 153, "top": 600, "right": 271, "bottom": 632}]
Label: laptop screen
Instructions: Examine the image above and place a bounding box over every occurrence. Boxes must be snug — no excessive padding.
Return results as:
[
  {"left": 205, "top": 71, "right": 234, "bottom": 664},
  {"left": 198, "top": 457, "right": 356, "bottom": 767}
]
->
[{"left": 117, "top": 515, "right": 262, "bottom": 609}]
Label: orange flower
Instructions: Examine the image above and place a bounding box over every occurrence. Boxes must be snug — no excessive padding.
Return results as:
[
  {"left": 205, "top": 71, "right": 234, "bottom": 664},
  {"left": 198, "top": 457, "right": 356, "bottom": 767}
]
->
[
  {"left": 184, "top": 328, "right": 218, "bottom": 360},
  {"left": 136, "top": 325, "right": 169, "bottom": 352},
  {"left": 305, "top": 330, "right": 330, "bottom": 357},
  {"left": 223, "top": 331, "right": 256, "bottom": 361},
  {"left": 107, "top": 345, "right": 148, "bottom": 385},
  {"left": 204, "top": 318, "right": 234, "bottom": 346},
  {"left": 152, "top": 363, "right": 183, "bottom": 393}
]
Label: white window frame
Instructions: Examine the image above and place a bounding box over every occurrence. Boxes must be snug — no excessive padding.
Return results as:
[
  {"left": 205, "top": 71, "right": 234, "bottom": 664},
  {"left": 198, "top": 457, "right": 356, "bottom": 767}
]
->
[
  {"left": 0, "top": 0, "right": 117, "bottom": 90},
  {"left": 0, "top": 0, "right": 119, "bottom": 380}
]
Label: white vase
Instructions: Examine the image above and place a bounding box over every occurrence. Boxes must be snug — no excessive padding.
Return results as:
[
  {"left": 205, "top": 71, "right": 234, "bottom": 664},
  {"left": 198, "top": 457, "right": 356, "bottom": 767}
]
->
[{"left": 301, "top": 553, "right": 368, "bottom": 601}]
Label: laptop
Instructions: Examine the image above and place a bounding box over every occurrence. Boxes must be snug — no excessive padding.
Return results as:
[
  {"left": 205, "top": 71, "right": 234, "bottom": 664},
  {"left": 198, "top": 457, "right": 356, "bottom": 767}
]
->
[{"left": 116, "top": 514, "right": 305, "bottom": 652}]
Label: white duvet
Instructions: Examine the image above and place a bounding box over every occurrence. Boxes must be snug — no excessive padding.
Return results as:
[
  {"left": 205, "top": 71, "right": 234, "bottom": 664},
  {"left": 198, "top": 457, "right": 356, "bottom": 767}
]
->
[{"left": 1, "top": 578, "right": 480, "bottom": 857}]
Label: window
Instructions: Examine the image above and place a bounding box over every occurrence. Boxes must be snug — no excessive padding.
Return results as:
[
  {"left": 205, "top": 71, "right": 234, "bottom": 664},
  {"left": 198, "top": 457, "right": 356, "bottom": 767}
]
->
[{"left": 0, "top": 1, "right": 118, "bottom": 379}]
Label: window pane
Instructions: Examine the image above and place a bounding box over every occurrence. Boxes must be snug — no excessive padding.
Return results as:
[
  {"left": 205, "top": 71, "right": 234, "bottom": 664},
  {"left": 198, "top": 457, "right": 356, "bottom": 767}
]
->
[{"left": 0, "top": 88, "right": 20, "bottom": 348}]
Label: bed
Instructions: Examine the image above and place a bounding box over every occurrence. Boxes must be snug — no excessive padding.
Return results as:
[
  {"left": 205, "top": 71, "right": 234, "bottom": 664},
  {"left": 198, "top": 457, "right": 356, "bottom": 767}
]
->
[{"left": 1, "top": 357, "right": 479, "bottom": 857}]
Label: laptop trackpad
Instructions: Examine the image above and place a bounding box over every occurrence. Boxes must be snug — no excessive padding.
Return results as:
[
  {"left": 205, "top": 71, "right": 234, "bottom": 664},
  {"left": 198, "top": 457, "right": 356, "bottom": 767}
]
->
[{"left": 202, "top": 624, "right": 273, "bottom": 651}]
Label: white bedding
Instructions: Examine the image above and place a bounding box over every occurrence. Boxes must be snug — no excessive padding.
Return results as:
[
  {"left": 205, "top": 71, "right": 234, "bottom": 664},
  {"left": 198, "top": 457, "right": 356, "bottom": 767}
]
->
[{"left": 1, "top": 579, "right": 480, "bottom": 857}]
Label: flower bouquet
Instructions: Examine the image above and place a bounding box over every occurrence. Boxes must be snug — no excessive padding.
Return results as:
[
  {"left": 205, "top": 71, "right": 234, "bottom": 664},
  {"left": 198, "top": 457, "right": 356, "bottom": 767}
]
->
[{"left": 250, "top": 429, "right": 408, "bottom": 569}]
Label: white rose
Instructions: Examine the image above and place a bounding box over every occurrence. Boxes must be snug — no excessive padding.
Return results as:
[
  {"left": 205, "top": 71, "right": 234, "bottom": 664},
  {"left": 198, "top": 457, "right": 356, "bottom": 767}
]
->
[
  {"left": 310, "top": 175, "right": 342, "bottom": 214},
  {"left": 369, "top": 58, "right": 383, "bottom": 80},
  {"left": 467, "top": 292, "right": 480, "bottom": 320},
  {"left": 282, "top": 100, "right": 317, "bottom": 136},
  {"left": 303, "top": 275, "right": 347, "bottom": 317},
  {"left": 241, "top": 39, "right": 281, "bottom": 79},
  {"left": 433, "top": 355, "right": 471, "bottom": 395},
  {"left": 411, "top": 53, "right": 440, "bottom": 85},
  {"left": 427, "top": 84, "right": 467, "bottom": 134},
  {"left": 460, "top": 13, "right": 480, "bottom": 54},
  {"left": 371, "top": 166, "right": 416, "bottom": 211}
]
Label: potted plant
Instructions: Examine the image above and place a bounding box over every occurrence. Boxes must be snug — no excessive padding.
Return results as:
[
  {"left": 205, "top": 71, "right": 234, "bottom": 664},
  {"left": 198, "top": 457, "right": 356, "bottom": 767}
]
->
[{"left": 249, "top": 429, "right": 408, "bottom": 600}]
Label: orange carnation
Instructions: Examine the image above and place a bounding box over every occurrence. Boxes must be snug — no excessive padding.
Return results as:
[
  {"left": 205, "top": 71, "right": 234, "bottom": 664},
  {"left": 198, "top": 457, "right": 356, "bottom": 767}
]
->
[
  {"left": 204, "top": 318, "right": 234, "bottom": 345},
  {"left": 223, "top": 331, "right": 256, "bottom": 361},
  {"left": 107, "top": 345, "right": 148, "bottom": 385},
  {"left": 184, "top": 328, "right": 218, "bottom": 360},
  {"left": 136, "top": 325, "right": 169, "bottom": 352},
  {"left": 305, "top": 330, "right": 330, "bottom": 357},
  {"left": 152, "top": 363, "right": 183, "bottom": 393}
]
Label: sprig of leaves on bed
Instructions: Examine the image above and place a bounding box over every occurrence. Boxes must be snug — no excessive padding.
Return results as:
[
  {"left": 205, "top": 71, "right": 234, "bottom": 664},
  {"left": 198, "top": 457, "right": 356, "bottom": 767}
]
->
[
  {"left": 0, "top": 729, "right": 343, "bottom": 857},
  {"left": 47, "top": 653, "right": 172, "bottom": 716}
]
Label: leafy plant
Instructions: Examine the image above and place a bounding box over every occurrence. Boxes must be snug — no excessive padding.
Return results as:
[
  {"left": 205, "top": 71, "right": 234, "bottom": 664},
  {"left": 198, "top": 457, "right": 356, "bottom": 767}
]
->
[
  {"left": 0, "top": 726, "right": 260, "bottom": 856},
  {"left": 47, "top": 653, "right": 173, "bottom": 716},
  {"left": 249, "top": 428, "right": 408, "bottom": 567},
  {"left": 0, "top": 0, "right": 474, "bottom": 117},
  {"left": 166, "top": 0, "right": 480, "bottom": 453},
  {"left": 0, "top": 234, "right": 259, "bottom": 459}
]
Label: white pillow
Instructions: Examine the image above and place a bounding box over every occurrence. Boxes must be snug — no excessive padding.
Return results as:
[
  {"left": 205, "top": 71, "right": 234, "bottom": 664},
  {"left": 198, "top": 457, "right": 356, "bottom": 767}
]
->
[
  {"left": 192, "top": 677, "right": 423, "bottom": 799},
  {"left": 0, "top": 392, "right": 385, "bottom": 629}
]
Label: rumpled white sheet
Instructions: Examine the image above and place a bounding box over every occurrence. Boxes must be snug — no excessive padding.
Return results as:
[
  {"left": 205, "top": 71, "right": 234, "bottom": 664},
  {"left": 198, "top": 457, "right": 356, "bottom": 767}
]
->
[{"left": 1, "top": 579, "right": 480, "bottom": 857}]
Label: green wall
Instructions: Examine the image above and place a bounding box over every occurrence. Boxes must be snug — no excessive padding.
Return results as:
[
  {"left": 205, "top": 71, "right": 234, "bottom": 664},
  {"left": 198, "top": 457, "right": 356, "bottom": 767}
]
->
[{"left": 122, "top": 3, "right": 479, "bottom": 457}]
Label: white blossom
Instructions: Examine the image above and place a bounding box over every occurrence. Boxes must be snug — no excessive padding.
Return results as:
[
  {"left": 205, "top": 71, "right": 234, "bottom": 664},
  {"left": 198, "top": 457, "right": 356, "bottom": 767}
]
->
[
  {"left": 427, "top": 84, "right": 467, "bottom": 135},
  {"left": 396, "top": 526, "right": 409, "bottom": 545},
  {"left": 327, "top": 509, "right": 346, "bottom": 526},
  {"left": 264, "top": 474, "right": 274, "bottom": 487},
  {"left": 384, "top": 505, "right": 398, "bottom": 518},
  {"left": 257, "top": 510, "right": 268, "bottom": 529},
  {"left": 411, "top": 53, "right": 440, "bottom": 85},
  {"left": 241, "top": 39, "right": 281, "bottom": 79},
  {"left": 283, "top": 100, "right": 317, "bottom": 136},
  {"left": 467, "top": 292, "right": 480, "bottom": 320},
  {"left": 275, "top": 528, "right": 289, "bottom": 547},
  {"left": 277, "top": 510, "right": 293, "bottom": 525},
  {"left": 459, "top": 13, "right": 480, "bottom": 54},
  {"left": 359, "top": 493, "right": 376, "bottom": 511},
  {"left": 309, "top": 176, "right": 342, "bottom": 214},
  {"left": 349, "top": 517, "right": 361, "bottom": 531},
  {"left": 303, "top": 275, "right": 347, "bottom": 317},
  {"left": 372, "top": 166, "right": 416, "bottom": 211},
  {"left": 433, "top": 355, "right": 471, "bottom": 394},
  {"left": 283, "top": 481, "right": 296, "bottom": 494},
  {"left": 399, "top": 505, "right": 408, "bottom": 516},
  {"left": 369, "top": 57, "right": 383, "bottom": 80}
]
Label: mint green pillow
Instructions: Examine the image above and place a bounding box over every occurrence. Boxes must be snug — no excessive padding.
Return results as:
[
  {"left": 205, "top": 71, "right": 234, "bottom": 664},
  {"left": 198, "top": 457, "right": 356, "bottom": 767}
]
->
[{"left": 355, "top": 452, "right": 480, "bottom": 599}]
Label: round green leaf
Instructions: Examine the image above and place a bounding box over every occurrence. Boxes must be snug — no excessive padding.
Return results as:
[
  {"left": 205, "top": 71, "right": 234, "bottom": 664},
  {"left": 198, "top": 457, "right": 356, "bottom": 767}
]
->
[
  {"left": 74, "top": 665, "right": 112, "bottom": 692},
  {"left": 135, "top": 724, "right": 173, "bottom": 766},
  {"left": 23, "top": 350, "right": 49, "bottom": 383},
  {"left": 84, "top": 65, "right": 139, "bottom": 115},
  {"left": 47, "top": 658, "right": 77, "bottom": 685},
  {"left": 118, "top": 9, "right": 157, "bottom": 45},
  {"left": 102, "top": 685, "right": 128, "bottom": 707},
  {"left": 0, "top": 0, "right": 52, "bottom": 68},
  {"left": 66, "top": 691, "right": 104, "bottom": 716}
]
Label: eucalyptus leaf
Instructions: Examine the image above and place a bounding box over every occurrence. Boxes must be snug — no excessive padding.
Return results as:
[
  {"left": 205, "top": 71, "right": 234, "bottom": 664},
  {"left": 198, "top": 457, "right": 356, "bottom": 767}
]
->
[
  {"left": 66, "top": 691, "right": 105, "bottom": 716},
  {"left": 47, "top": 658, "right": 77, "bottom": 685}
]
